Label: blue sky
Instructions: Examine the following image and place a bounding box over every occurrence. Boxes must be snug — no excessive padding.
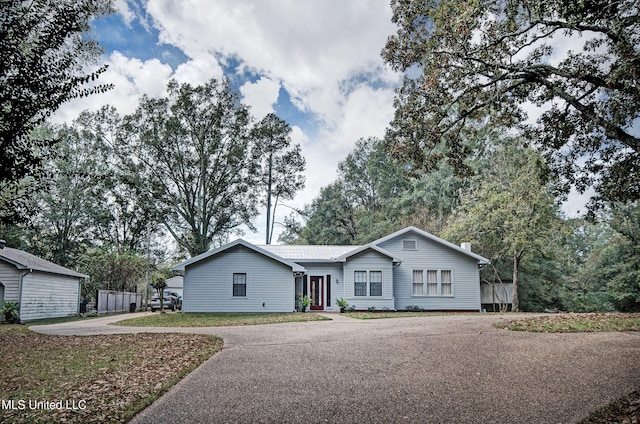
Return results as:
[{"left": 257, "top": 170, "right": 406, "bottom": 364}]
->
[{"left": 54, "top": 0, "right": 400, "bottom": 246}]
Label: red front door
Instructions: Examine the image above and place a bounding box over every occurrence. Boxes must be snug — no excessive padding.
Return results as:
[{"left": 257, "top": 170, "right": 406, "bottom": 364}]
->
[{"left": 310, "top": 276, "right": 324, "bottom": 311}]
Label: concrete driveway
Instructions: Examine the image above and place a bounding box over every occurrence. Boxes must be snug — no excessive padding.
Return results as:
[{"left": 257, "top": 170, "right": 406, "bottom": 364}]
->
[{"left": 32, "top": 313, "right": 640, "bottom": 423}]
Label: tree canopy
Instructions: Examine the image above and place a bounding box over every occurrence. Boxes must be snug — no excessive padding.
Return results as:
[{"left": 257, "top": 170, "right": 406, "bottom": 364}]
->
[
  {"left": 0, "top": 0, "right": 114, "bottom": 225},
  {"left": 382, "top": 0, "right": 640, "bottom": 207},
  {"left": 443, "top": 138, "right": 562, "bottom": 311},
  {"left": 123, "top": 78, "right": 260, "bottom": 257},
  {"left": 251, "top": 113, "right": 306, "bottom": 244}
]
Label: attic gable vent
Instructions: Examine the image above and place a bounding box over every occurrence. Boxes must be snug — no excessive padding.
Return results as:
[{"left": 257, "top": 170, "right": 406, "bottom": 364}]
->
[{"left": 402, "top": 239, "right": 417, "bottom": 250}]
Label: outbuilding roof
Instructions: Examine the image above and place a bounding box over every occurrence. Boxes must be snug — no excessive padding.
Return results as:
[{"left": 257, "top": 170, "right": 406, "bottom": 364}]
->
[{"left": 0, "top": 247, "right": 88, "bottom": 278}]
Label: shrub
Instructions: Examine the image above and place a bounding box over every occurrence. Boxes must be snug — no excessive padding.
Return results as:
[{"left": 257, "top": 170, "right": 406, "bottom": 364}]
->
[
  {"left": 1, "top": 301, "right": 19, "bottom": 323},
  {"left": 367, "top": 306, "right": 376, "bottom": 312},
  {"left": 406, "top": 305, "right": 424, "bottom": 312}
]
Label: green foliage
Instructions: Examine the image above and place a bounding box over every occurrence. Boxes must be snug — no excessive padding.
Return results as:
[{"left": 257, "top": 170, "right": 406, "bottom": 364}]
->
[
  {"left": 292, "top": 136, "right": 467, "bottom": 245},
  {"left": 74, "top": 106, "right": 164, "bottom": 253},
  {"left": 382, "top": 0, "right": 640, "bottom": 207},
  {"left": 406, "top": 305, "right": 424, "bottom": 312},
  {"left": 0, "top": 0, "right": 114, "bottom": 225},
  {"left": 1, "top": 301, "right": 20, "bottom": 323},
  {"left": 444, "top": 137, "right": 562, "bottom": 311},
  {"left": 123, "top": 78, "right": 259, "bottom": 257},
  {"left": 251, "top": 113, "right": 306, "bottom": 244},
  {"left": 336, "top": 297, "right": 349, "bottom": 309},
  {"left": 26, "top": 123, "right": 107, "bottom": 267},
  {"left": 79, "top": 249, "right": 147, "bottom": 296},
  {"left": 300, "top": 181, "right": 358, "bottom": 245},
  {"left": 299, "top": 295, "right": 311, "bottom": 309},
  {"left": 578, "top": 203, "right": 640, "bottom": 312}
]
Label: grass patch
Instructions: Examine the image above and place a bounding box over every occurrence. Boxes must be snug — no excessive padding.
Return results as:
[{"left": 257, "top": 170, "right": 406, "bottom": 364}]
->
[
  {"left": 344, "top": 311, "right": 441, "bottom": 319},
  {"left": 344, "top": 311, "right": 482, "bottom": 319},
  {"left": 580, "top": 389, "right": 640, "bottom": 423},
  {"left": 493, "top": 313, "right": 640, "bottom": 333},
  {"left": 115, "top": 312, "right": 331, "bottom": 327},
  {"left": 0, "top": 324, "right": 222, "bottom": 423}
]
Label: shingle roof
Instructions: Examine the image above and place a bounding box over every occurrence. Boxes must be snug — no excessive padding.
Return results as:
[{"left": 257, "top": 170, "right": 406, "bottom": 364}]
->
[{"left": 0, "top": 247, "right": 88, "bottom": 278}]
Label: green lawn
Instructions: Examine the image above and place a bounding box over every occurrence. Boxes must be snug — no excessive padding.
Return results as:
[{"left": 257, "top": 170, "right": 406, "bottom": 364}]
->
[
  {"left": 0, "top": 325, "right": 222, "bottom": 424},
  {"left": 343, "top": 311, "right": 479, "bottom": 319},
  {"left": 115, "top": 311, "right": 331, "bottom": 327}
]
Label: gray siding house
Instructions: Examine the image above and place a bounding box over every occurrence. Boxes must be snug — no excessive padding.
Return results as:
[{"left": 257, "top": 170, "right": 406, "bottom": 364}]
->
[
  {"left": 173, "top": 227, "right": 489, "bottom": 312},
  {"left": 0, "top": 244, "right": 87, "bottom": 322}
]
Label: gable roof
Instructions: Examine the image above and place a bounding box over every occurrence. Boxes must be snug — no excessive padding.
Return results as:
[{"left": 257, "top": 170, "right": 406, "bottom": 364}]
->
[
  {"left": 370, "top": 226, "right": 490, "bottom": 265},
  {"left": 334, "top": 244, "right": 402, "bottom": 263},
  {"left": 172, "top": 239, "right": 306, "bottom": 273},
  {"left": 0, "top": 247, "right": 88, "bottom": 278}
]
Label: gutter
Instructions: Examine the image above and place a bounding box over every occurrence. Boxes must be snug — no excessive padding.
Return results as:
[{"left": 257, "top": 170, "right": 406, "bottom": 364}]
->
[{"left": 18, "top": 268, "right": 33, "bottom": 323}]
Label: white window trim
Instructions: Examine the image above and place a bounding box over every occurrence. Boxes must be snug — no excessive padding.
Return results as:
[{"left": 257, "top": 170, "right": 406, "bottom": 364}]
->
[
  {"left": 411, "top": 269, "right": 455, "bottom": 297},
  {"left": 440, "top": 269, "right": 454, "bottom": 297},
  {"left": 412, "top": 270, "right": 424, "bottom": 296},
  {"left": 353, "top": 270, "right": 384, "bottom": 297},
  {"left": 354, "top": 270, "right": 367, "bottom": 296},
  {"left": 232, "top": 273, "right": 247, "bottom": 297},
  {"left": 369, "top": 270, "right": 383, "bottom": 297}
]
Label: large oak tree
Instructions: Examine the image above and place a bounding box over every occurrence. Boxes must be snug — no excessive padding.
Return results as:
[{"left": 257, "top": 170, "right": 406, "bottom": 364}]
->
[
  {"left": 382, "top": 0, "right": 639, "bottom": 206},
  {"left": 123, "top": 79, "right": 260, "bottom": 257}
]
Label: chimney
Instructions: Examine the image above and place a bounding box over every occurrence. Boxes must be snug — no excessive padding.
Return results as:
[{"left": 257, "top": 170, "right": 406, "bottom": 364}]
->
[
  {"left": 0, "top": 240, "right": 5, "bottom": 249},
  {"left": 460, "top": 242, "right": 471, "bottom": 252}
]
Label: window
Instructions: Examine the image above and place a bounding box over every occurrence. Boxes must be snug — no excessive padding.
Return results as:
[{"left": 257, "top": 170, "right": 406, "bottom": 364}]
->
[
  {"left": 369, "top": 271, "right": 382, "bottom": 296},
  {"left": 412, "top": 270, "right": 424, "bottom": 295},
  {"left": 354, "top": 271, "right": 367, "bottom": 296},
  {"left": 441, "top": 270, "right": 452, "bottom": 295},
  {"left": 426, "top": 270, "right": 438, "bottom": 295},
  {"left": 232, "top": 273, "right": 246, "bottom": 297},
  {"left": 402, "top": 239, "right": 417, "bottom": 250}
]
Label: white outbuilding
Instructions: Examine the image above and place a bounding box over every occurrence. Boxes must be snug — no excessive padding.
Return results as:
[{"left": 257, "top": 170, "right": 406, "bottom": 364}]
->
[{"left": 0, "top": 241, "right": 87, "bottom": 322}]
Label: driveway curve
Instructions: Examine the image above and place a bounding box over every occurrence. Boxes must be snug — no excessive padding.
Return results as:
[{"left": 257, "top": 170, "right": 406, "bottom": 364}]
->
[{"left": 31, "top": 313, "right": 640, "bottom": 423}]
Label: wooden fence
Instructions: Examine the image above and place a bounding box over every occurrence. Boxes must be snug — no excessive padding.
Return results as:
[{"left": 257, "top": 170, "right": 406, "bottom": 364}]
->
[{"left": 96, "top": 290, "right": 142, "bottom": 315}]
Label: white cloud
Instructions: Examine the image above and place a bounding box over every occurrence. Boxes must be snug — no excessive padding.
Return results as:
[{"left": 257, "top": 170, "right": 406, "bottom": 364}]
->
[
  {"left": 173, "top": 56, "right": 224, "bottom": 86},
  {"left": 324, "top": 84, "right": 396, "bottom": 154},
  {"left": 113, "top": 0, "right": 136, "bottom": 26},
  {"left": 562, "top": 186, "right": 595, "bottom": 218},
  {"left": 145, "top": 0, "right": 398, "bottom": 127},
  {"left": 52, "top": 52, "right": 173, "bottom": 123},
  {"left": 240, "top": 77, "right": 281, "bottom": 119}
]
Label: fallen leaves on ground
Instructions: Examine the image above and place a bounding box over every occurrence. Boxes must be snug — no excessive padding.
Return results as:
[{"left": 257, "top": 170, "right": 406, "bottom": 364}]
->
[
  {"left": 494, "top": 312, "right": 640, "bottom": 333},
  {"left": 0, "top": 326, "right": 222, "bottom": 423}
]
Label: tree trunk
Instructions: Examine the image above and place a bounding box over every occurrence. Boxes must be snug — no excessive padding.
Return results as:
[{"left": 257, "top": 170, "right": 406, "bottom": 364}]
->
[
  {"left": 512, "top": 252, "right": 520, "bottom": 312},
  {"left": 265, "top": 153, "right": 273, "bottom": 244}
]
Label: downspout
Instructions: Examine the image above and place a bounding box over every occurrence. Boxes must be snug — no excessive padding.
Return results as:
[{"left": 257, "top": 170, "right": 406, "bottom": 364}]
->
[
  {"left": 18, "top": 268, "right": 33, "bottom": 323},
  {"left": 77, "top": 278, "right": 84, "bottom": 315},
  {"left": 392, "top": 261, "right": 401, "bottom": 311}
]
